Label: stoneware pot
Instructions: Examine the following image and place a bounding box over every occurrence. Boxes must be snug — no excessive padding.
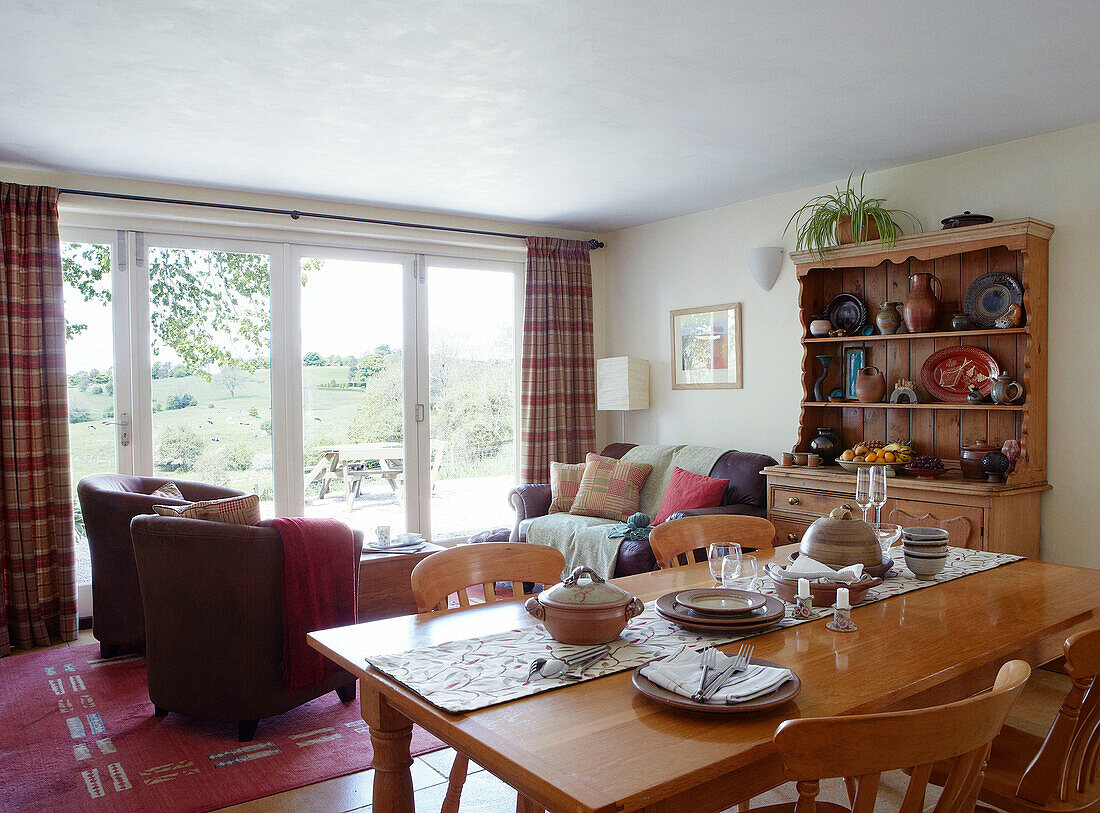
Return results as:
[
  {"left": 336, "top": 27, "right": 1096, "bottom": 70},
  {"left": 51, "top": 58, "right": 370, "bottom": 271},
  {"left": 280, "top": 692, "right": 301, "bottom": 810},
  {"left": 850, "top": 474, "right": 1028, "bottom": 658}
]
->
[
  {"left": 809, "top": 317, "right": 832, "bottom": 338},
  {"left": 952, "top": 312, "right": 974, "bottom": 331},
  {"left": 855, "top": 366, "right": 887, "bottom": 403},
  {"left": 960, "top": 440, "right": 999, "bottom": 480},
  {"left": 903, "top": 272, "right": 942, "bottom": 333},
  {"left": 990, "top": 373, "right": 1024, "bottom": 405},
  {"left": 982, "top": 451, "right": 1011, "bottom": 482},
  {"left": 799, "top": 507, "right": 882, "bottom": 569},
  {"left": 809, "top": 426, "right": 844, "bottom": 464},
  {"left": 525, "top": 566, "right": 644, "bottom": 645},
  {"left": 874, "top": 302, "right": 903, "bottom": 335}
]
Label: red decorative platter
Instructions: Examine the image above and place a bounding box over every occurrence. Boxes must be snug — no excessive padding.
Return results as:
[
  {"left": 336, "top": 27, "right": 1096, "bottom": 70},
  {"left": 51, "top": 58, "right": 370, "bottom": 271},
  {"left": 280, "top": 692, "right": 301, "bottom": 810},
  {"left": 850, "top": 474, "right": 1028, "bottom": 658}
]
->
[{"left": 919, "top": 346, "right": 1001, "bottom": 403}]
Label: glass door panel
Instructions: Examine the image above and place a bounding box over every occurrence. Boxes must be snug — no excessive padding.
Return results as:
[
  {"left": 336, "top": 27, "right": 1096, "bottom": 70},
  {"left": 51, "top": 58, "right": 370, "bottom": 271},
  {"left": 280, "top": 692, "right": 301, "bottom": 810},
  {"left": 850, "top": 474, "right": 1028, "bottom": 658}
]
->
[
  {"left": 425, "top": 261, "right": 519, "bottom": 540},
  {"left": 145, "top": 244, "right": 275, "bottom": 513},
  {"left": 62, "top": 240, "right": 119, "bottom": 589},
  {"left": 299, "top": 255, "right": 409, "bottom": 537}
]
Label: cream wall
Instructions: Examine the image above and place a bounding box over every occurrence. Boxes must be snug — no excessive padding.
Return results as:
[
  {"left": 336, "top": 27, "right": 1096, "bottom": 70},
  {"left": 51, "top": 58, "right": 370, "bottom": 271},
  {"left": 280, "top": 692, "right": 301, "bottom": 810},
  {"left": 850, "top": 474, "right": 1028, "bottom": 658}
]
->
[{"left": 601, "top": 121, "right": 1100, "bottom": 567}]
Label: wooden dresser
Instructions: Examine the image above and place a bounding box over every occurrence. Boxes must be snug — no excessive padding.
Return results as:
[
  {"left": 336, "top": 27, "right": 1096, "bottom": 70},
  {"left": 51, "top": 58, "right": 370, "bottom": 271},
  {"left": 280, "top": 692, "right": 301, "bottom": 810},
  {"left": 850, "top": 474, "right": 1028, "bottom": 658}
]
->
[{"left": 767, "top": 218, "right": 1052, "bottom": 559}]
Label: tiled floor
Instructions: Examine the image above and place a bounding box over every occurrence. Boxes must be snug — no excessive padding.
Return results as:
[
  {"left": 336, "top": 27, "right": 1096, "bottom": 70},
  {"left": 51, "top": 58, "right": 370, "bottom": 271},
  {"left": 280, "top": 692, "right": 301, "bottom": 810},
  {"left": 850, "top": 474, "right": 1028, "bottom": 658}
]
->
[{"left": 11, "top": 632, "right": 1070, "bottom": 812}]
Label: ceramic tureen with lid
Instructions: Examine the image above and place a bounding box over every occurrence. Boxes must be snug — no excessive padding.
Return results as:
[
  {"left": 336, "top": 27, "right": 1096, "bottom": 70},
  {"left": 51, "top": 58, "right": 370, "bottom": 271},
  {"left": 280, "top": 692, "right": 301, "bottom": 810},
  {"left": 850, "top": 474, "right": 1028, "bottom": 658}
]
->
[
  {"left": 525, "top": 566, "right": 645, "bottom": 645},
  {"left": 799, "top": 506, "right": 881, "bottom": 569}
]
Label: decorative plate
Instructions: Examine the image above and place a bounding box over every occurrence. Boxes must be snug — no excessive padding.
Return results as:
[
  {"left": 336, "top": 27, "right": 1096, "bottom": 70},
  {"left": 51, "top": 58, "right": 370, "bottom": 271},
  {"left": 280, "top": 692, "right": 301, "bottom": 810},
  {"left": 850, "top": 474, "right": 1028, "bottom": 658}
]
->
[
  {"left": 655, "top": 593, "right": 785, "bottom": 629},
  {"left": 963, "top": 273, "right": 1023, "bottom": 328},
  {"left": 824, "top": 294, "right": 868, "bottom": 334},
  {"left": 920, "top": 346, "right": 1001, "bottom": 402},
  {"left": 632, "top": 658, "right": 801, "bottom": 714},
  {"left": 673, "top": 589, "right": 767, "bottom": 616}
]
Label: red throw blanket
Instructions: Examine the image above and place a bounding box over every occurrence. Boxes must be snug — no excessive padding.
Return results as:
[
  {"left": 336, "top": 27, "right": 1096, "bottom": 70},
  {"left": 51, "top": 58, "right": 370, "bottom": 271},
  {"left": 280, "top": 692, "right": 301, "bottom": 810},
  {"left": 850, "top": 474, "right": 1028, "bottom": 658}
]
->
[{"left": 274, "top": 517, "right": 356, "bottom": 692}]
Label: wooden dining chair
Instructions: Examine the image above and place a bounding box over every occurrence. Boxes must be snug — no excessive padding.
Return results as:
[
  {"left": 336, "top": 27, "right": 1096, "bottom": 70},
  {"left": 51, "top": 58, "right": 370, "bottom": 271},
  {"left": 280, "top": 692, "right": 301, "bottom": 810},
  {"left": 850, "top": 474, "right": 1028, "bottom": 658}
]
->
[
  {"left": 410, "top": 543, "right": 566, "bottom": 813},
  {"left": 745, "top": 659, "right": 1031, "bottom": 813},
  {"left": 927, "top": 627, "right": 1100, "bottom": 812},
  {"left": 649, "top": 514, "right": 776, "bottom": 569}
]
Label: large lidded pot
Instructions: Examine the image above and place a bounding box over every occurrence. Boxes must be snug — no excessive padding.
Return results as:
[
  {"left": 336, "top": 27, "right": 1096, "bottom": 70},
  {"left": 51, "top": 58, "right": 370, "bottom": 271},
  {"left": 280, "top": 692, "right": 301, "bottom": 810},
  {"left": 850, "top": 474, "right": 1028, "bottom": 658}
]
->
[
  {"left": 799, "top": 507, "right": 881, "bottom": 569},
  {"left": 525, "top": 566, "right": 645, "bottom": 645}
]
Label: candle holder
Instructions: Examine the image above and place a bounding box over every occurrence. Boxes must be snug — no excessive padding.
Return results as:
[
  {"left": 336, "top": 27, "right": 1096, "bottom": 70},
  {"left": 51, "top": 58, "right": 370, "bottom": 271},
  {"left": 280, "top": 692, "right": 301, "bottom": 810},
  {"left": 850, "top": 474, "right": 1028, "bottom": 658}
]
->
[
  {"left": 791, "top": 594, "right": 813, "bottom": 620},
  {"left": 826, "top": 604, "right": 857, "bottom": 632}
]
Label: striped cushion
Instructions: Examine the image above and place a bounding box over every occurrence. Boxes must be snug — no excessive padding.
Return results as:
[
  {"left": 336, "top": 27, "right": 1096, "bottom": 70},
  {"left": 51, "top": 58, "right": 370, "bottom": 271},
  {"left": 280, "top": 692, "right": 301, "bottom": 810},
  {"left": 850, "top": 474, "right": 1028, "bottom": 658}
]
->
[
  {"left": 548, "top": 461, "right": 586, "bottom": 513},
  {"left": 154, "top": 493, "right": 261, "bottom": 525},
  {"left": 569, "top": 453, "right": 653, "bottom": 522},
  {"left": 150, "top": 481, "right": 184, "bottom": 499}
]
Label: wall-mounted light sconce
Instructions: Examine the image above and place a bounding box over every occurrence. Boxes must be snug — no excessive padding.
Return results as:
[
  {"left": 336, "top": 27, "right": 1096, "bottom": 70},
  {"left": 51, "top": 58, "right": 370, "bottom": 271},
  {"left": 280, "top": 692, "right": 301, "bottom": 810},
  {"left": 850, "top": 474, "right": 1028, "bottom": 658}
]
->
[{"left": 747, "top": 246, "right": 785, "bottom": 291}]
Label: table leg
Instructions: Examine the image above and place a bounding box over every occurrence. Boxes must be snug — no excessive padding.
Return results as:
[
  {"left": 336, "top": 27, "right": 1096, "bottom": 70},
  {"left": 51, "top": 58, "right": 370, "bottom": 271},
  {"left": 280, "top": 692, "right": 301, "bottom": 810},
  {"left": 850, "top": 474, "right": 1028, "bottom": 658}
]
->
[{"left": 361, "top": 685, "right": 414, "bottom": 812}]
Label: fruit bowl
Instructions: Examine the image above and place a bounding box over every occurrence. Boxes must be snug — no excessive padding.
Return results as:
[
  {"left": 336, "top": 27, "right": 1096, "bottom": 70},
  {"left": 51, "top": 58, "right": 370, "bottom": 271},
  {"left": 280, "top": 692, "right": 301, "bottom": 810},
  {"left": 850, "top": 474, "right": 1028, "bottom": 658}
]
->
[
  {"left": 836, "top": 459, "right": 908, "bottom": 474},
  {"left": 905, "top": 465, "right": 949, "bottom": 479}
]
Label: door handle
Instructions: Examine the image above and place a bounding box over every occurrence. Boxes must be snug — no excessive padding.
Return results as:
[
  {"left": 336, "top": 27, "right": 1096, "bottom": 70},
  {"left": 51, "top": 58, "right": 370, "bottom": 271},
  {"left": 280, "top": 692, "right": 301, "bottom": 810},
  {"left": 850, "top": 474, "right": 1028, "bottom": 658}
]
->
[{"left": 102, "top": 414, "right": 131, "bottom": 447}]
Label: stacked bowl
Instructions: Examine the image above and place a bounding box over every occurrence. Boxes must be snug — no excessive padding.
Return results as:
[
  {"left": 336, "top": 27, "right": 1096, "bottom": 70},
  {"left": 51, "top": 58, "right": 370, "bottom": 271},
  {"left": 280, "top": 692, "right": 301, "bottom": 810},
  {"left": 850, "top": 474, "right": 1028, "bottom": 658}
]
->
[{"left": 902, "top": 527, "right": 950, "bottom": 580}]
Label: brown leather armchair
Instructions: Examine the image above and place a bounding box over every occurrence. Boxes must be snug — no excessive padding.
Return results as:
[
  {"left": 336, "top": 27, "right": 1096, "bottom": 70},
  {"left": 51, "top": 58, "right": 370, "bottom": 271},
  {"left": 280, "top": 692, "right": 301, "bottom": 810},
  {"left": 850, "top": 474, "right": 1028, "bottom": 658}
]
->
[
  {"left": 77, "top": 474, "right": 244, "bottom": 658},
  {"left": 131, "top": 515, "right": 364, "bottom": 741}
]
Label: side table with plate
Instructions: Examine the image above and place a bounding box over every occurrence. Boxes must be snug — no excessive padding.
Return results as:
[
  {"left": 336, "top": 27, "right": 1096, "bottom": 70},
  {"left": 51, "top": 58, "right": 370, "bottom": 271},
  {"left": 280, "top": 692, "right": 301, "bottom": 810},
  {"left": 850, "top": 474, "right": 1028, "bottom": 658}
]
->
[{"left": 357, "top": 540, "right": 445, "bottom": 622}]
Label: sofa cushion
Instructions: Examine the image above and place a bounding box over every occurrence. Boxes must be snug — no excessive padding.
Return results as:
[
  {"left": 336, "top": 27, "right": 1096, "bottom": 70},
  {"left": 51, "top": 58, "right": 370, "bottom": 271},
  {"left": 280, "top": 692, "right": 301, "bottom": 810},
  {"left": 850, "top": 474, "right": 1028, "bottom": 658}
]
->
[
  {"left": 570, "top": 453, "right": 653, "bottom": 521},
  {"left": 548, "top": 461, "right": 586, "bottom": 514},
  {"left": 621, "top": 444, "right": 725, "bottom": 517},
  {"left": 154, "top": 493, "right": 262, "bottom": 525},
  {"left": 653, "top": 466, "right": 730, "bottom": 524},
  {"left": 150, "top": 481, "right": 185, "bottom": 499}
]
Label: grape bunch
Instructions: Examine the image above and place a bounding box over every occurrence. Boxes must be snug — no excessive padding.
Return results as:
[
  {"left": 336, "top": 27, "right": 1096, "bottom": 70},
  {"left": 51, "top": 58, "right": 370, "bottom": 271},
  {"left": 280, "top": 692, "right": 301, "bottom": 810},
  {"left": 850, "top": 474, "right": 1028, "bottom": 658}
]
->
[{"left": 907, "top": 455, "right": 944, "bottom": 471}]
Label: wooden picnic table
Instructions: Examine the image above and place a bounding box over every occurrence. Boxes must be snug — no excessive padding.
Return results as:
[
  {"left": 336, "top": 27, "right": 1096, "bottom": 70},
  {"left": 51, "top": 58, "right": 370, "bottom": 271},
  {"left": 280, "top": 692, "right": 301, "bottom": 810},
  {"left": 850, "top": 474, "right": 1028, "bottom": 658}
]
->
[{"left": 304, "top": 442, "right": 446, "bottom": 509}]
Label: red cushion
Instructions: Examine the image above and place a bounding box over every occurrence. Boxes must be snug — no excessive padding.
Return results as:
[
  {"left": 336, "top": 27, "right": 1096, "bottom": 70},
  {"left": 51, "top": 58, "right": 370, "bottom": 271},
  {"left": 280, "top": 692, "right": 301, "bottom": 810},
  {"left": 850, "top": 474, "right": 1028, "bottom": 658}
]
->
[{"left": 653, "top": 466, "right": 730, "bottom": 524}]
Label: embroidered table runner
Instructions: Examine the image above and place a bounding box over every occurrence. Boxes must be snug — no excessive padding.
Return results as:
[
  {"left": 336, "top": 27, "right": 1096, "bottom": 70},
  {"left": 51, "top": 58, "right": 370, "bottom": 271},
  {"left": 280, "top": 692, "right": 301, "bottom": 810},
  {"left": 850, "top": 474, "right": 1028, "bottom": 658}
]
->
[{"left": 366, "top": 547, "right": 1022, "bottom": 713}]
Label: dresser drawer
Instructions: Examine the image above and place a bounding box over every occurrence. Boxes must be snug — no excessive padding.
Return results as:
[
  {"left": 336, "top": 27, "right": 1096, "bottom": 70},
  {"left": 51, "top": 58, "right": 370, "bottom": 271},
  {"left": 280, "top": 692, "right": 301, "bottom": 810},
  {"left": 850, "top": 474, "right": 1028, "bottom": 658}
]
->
[
  {"left": 770, "top": 487, "right": 856, "bottom": 518},
  {"left": 771, "top": 516, "right": 812, "bottom": 547}
]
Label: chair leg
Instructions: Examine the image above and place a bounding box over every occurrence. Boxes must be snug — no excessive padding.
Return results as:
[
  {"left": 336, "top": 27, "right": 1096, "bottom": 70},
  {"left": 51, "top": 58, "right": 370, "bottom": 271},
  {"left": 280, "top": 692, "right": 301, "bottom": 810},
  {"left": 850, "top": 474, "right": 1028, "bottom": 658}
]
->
[
  {"left": 441, "top": 753, "right": 470, "bottom": 813},
  {"left": 516, "top": 793, "right": 543, "bottom": 812},
  {"left": 154, "top": 706, "right": 168, "bottom": 717},
  {"left": 336, "top": 682, "right": 356, "bottom": 702},
  {"left": 238, "top": 720, "right": 259, "bottom": 742}
]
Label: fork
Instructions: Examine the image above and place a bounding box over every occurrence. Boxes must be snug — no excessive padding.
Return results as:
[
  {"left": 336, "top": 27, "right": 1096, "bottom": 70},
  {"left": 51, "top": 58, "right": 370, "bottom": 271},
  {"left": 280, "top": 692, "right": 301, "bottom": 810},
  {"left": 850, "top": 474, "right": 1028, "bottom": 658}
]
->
[
  {"left": 696, "top": 648, "right": 717, "bottom": 698},
  {"left": 696, "top": 644, "right": 754, "bottom": 702}
]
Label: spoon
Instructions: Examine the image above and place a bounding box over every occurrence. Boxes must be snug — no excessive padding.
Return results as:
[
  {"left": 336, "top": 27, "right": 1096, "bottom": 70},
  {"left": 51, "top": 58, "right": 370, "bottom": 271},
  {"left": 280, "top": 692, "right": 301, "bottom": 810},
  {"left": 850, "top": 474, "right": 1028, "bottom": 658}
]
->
[{"left": 526, "top": 646, "right": 610, "bottom": 681}]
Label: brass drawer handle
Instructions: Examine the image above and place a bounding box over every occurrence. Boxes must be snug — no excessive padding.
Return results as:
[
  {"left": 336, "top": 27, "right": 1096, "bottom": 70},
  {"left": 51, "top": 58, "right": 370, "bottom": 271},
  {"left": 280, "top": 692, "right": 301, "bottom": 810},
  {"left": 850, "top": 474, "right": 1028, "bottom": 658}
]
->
[
  {"left": 841, "top": 503, "right": 853, "bottom": 511},
  {"left": 788, "top": 496, "right": 800, "bottom": 506},
  {"left": 787, "top": 533, "right": 798, "bottom": 543}
]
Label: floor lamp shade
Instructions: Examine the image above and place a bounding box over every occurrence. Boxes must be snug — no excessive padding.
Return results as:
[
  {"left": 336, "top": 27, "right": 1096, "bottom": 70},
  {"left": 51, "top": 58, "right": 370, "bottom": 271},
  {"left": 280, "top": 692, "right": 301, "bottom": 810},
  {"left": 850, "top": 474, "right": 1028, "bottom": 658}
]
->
[
  {"left": 596, "top": 357, "right": 649, "bottom": 411},
  {"left": 747, "top": 246, "right": 785, "bottom": 291}
]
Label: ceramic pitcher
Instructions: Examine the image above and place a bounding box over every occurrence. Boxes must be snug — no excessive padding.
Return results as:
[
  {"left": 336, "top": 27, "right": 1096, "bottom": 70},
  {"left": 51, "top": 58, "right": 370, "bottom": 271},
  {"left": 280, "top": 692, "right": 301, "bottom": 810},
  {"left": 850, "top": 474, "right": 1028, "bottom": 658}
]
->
[
  {"left": 903, "top": 273, "right": 942, "bottom": 333},
  {"left": 990, "top": 373, "right": 1024, "bottom": 404}
]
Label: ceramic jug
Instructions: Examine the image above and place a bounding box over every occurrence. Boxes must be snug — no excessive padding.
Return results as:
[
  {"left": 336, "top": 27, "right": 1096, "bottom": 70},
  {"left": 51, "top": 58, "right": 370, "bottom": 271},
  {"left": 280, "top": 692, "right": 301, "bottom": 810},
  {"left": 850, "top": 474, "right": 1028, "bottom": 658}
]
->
[
  {"left": 903, "top": 273, "right": 942, "bottom": 333},
  {"left": 874, "top": 302, "right": 903, "bottom": 335},
  {"left": 990, "top": 373, "right": 1024, "bottom": 404},
  {"left": 855, "top": 366, "right": 887, "bottom": 403}
]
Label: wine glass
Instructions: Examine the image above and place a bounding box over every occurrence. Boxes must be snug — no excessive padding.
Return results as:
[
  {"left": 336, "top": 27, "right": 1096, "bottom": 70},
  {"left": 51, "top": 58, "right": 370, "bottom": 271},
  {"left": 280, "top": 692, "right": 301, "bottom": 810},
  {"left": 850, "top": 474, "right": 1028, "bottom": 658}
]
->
[
  {"left": 855, "top": 467, "right": 872, "bottom": 522},
  {"left": 870, "top": 465, "right": 888, "bottom": 524},
  {"left": 721, "top": 555, "right": 759, "bottom": 591},
  {"left": 708, "top": 543, "right": 742, "bottom": 582},
  {"left": 870, "top": 523, "right": 902, "bottom": 555}
]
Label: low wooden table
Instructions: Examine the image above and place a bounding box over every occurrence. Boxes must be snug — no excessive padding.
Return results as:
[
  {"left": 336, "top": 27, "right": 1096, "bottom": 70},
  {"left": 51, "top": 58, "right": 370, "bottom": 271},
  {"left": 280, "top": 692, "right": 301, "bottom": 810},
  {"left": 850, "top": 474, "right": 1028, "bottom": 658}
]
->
[
  {"left": 357, "top": 543, "right": 445, "bottom": 622},
  {"left": 313, "top": 545, "right": 1100, "bottom": 813}
]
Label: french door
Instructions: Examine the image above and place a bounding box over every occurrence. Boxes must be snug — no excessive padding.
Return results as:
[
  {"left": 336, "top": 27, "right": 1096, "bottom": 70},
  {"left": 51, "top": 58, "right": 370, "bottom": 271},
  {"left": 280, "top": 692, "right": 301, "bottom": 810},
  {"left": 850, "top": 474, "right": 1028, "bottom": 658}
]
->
[{"left": 62, "top": 227, "right": 521, "bottom": 552}]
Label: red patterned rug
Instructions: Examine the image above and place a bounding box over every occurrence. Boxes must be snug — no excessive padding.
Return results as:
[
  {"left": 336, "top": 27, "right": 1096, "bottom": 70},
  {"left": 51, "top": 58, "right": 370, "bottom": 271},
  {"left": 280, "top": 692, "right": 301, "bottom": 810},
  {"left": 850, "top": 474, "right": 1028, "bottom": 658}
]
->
[{"left": 0, "top": 643, "right": 444, "bottom": 812}]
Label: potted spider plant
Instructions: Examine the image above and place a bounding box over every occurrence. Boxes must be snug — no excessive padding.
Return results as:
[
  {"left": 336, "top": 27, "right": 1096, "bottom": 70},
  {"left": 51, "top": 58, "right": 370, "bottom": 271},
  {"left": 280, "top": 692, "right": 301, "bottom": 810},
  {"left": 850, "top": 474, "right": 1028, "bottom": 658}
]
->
[{"left": 785, "top": 174, "right": 922, "bottom": 260}]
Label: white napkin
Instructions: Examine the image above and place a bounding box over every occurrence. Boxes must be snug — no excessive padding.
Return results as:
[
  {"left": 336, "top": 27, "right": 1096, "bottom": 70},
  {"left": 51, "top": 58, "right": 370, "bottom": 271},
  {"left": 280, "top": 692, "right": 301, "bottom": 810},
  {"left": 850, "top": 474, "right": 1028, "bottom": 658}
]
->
[
  {"left": 639, "top": 647, "right": 792, "bottom": 705},
  {"left": 778, "top": 555, "right": 865, "bottom": 583}
]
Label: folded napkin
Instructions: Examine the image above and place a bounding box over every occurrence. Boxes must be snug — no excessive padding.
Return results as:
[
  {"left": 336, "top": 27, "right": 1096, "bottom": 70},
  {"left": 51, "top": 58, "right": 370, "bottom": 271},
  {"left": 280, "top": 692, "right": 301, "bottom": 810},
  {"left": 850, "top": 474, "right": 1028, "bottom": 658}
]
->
[
  {"left": 776, "top": 555, "right": 865, "bottom": 583},
  {"left": 639, "top": 646, "right": 792, "bottom": 705}
]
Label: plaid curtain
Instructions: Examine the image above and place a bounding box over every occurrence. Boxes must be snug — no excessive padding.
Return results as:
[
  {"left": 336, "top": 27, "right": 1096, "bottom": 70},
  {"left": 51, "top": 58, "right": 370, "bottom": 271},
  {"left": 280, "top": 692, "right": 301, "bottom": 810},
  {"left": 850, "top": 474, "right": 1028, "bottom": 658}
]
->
[
  {"left": 0, "top": 183, "right": 76, "bottom": 654},
  {"left": 520, "top": 237, "right": 596, "bottom": 483}
]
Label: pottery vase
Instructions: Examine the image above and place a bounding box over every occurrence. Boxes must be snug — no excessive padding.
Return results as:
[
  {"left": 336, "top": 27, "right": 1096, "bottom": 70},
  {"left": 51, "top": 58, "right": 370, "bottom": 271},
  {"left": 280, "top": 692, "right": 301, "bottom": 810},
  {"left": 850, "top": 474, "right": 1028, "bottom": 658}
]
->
[
  {"left": 990, "top": 373, "right": 1024, "bottom": 405},
  {"left": 874, "top": 302, "right": 903, "bottom": 335},
  {"left": 812, "top": 354, "right": 832, "bottom": 402},
  {"left": 809, "top": 426, "right": 844, "bottom": 464},
  {"left": 903, "top": 272, "right": 942, "bottom": 333},
  {"left": 960, "top": 440, "right": 999, "bottom": 480},
  {"left": 854, "top": 366, "right": 887, "bottom": 403},
  {"left": 952, "top": 312, "right": 973, "bottom": 331},
  {"left": 809, "top": 317, "right": 832, "bottom": 338}
]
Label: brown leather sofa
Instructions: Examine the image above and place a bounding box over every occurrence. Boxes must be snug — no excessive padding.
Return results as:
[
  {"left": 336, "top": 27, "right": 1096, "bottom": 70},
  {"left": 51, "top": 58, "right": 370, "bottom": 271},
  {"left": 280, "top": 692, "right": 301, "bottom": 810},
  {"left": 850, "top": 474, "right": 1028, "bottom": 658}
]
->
[
  {"left": 77, "top": 474, "right": 244, "bottom": 658},
  {"left": 131, "top": 515, "right": 364, "bottom": 741},
  {"left": 509, "top": 443, "right": 776, "bottom": 577}
]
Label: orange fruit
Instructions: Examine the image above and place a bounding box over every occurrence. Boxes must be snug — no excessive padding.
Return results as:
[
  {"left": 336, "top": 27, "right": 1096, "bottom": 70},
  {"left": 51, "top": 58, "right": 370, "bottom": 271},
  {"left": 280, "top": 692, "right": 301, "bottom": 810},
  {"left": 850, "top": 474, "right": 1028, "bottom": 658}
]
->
[
  {"left": 884, "top": 451, "right": 896, "bottom": 462},
  {"left": 864, "top": 452, "right": 877, "bottom": 463}
]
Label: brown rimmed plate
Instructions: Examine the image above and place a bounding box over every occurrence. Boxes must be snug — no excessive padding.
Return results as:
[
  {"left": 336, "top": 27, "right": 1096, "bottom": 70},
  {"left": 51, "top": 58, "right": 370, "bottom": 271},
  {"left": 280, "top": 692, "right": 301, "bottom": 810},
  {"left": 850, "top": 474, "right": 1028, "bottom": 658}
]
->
[
  {"left": 632, "top": 658, "right": 801, "bottom": 714},
  {"left": 920, "top": 346, "right": 1001, "bottom": 403},
  {"left": 673, "top": 588, "right": 767, "bottom": 616},
  {"left": 655, "top": 609, "right": 784, "bottom": 634},
  {"left": 656, "top": 592, "right": 784, "bottom": 626}
]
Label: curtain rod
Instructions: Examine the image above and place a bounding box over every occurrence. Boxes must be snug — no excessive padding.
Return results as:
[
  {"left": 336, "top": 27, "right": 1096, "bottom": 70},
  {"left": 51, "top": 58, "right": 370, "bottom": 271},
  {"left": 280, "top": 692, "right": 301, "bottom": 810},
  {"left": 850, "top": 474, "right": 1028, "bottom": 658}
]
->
[{"left": 57, "top": 188, "right": 605, "bottom": 249}]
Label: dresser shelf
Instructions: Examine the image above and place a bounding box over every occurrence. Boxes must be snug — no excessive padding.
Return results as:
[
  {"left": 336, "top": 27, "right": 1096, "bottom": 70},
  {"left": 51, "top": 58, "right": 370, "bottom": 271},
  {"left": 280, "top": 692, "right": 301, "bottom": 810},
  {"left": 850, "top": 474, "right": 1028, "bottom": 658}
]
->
[
  {"left": 802, "top": 401, "right": 1025, "bottom": 411},
  {"left": 804, "top": 327, "right": 1026, "bottom": 344}
]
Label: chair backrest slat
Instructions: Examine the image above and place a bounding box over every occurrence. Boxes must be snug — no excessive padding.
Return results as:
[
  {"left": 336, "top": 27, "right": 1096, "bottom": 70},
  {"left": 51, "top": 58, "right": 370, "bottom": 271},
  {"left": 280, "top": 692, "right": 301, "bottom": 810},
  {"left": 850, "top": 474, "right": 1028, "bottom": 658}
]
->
[
  {"left": 411, "top": 543, "right": 566, "bottom": 615},
  {"left": 773, "top": 660, "right": 1030, "bottom": 812},
  {"left": 649, "top": 515, "right": 776, "bottom": 570}
]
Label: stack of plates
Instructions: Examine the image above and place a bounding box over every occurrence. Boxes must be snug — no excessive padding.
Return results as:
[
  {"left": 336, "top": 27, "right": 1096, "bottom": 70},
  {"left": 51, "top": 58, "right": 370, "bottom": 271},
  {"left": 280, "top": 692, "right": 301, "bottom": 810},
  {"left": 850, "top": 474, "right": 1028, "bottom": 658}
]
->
[
  {"left": 655, "top": 588, "right": 784, "bottom": 633},
  {"left": 366, "top": 533, "right": 426, "bottom": 553}
]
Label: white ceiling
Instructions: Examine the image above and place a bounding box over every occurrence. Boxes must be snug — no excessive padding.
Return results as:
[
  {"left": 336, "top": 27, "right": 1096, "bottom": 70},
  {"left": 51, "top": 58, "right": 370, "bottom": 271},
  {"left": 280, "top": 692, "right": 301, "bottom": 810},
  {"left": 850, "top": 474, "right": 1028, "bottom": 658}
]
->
[{"left": 3, "top": 1, "right": 1100, "bottom": 232}]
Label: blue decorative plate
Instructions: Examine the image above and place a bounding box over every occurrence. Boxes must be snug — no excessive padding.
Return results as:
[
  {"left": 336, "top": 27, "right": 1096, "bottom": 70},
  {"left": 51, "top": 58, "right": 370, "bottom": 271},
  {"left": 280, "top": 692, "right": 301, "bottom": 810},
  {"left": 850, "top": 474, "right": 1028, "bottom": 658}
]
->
[{"left": 964, "top": 273, "right": 1023, "bottom": 328}]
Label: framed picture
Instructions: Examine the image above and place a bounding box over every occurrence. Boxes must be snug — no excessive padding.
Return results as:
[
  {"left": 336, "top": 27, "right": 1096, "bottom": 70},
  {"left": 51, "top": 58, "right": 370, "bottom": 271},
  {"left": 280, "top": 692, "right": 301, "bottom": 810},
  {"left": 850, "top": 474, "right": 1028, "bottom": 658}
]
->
[
  {"left": 670, "top": 302, "right": 743, "bottom": 389},
  {"left": 844, "top": 346, "right": 867, "bottom": 400}
]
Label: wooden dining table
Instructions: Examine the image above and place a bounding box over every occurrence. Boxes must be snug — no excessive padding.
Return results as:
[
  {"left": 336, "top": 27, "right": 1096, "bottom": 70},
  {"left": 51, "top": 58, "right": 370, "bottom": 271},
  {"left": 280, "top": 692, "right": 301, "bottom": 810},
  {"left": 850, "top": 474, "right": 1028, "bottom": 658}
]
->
[{"left": 308, "top": 545, "right": 1100, "bottom": 813}]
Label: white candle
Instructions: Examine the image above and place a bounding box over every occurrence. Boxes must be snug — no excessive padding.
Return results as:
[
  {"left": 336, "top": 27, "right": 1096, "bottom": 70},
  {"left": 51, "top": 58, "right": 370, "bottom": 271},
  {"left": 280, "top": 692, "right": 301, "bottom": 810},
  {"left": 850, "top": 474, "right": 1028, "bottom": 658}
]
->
[
  {"left": 836, "top": 587, "right": 851, "bottom": 610},
  {"left": 797, "top": 578, "right": 810, "bottom": 599}
]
